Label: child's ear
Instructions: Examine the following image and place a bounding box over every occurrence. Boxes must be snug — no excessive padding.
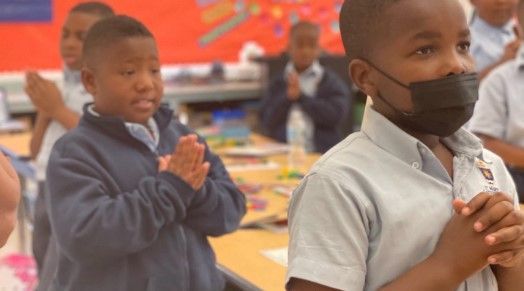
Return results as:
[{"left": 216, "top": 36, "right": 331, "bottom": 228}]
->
[
  {"left": 81, "top": 68, "right": 97, "bottom": 96},
  {"left": 349, "top": 59, "right": 378, "bottom": 98}
]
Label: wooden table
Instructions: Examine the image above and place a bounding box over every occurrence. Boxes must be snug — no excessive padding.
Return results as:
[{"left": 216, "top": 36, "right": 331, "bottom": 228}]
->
[
  {"left": 210, "top": 230, "right": 288, "bottom": 291},
  {"left": 210, "top": 135, "right": 320, "bottom": 290},
  {"left": 0, "top": 131, "right": 31, "bottom": 157}
]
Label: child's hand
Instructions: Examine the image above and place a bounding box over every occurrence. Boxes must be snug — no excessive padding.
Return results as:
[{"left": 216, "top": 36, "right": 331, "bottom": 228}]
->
[
  {"left": 454, "top": 193, "right": 524, "bottom": 267},
  {"left": 24, "top": 71, "right": 65, "bottom": 117},
  {"left": 157, "top": 155, "right": 171, "bottom": 172},
  {"left": 431, "top": 205, "right": 496, "bottom": 280},
  {"left": 163, "top": 134, "right": 210, "bottom": 191},
  {"left": 0, "top": 153, "right": 20, "bottom": 210},
  {"left": 0, "top": 153, "right": 20, "bottom": 247},
  {"left": 500, "top": 40, "right": 520, "bottom": 63},
  {"left": 287, "top": 72, "right": 301, "bottom": 101}
]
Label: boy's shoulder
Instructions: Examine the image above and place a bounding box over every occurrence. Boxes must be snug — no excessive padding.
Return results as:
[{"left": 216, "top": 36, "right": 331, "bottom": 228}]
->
[
  {"left": 307, "top": 131, "right": 380, "bottom": 183},
  {"left": 484, "top": 57, "right": 522, "bottom": 81}
]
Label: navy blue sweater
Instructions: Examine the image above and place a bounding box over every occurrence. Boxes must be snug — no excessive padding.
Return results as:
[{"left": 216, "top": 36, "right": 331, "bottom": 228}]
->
[
  {"left": 46, "top": 104, "right": 246, "bottom": 291},
  {"left": 260, "top": 69, "right": 350, "bottom": 153}
]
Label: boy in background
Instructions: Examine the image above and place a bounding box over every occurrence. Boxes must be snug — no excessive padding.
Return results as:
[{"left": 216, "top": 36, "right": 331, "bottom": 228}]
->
[
  {"left": 469, "top": 1, "right": 524, "bottom": 202},
  {"left": 47, "top": 15, "right": 245, "bottom": 290},
  {"left": 469, "top": 0, "right": 521, "bottom": 79},
  {"left": 24, "top": 2, "right": 114, "bottom": 277},
  {"left": 260, "top": 21, "right": 349, "bottom": 153},
  {"left": 287, "top": 0, "right": 524, "bottom": 290}
]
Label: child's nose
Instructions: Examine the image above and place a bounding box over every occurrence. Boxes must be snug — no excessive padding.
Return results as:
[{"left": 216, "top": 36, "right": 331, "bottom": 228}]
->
[
  {"left": 63, "top": 36, "right": 79, "bottom": 49},
  {"left": 444, "top": 51, "right": 468, "bottom": 76},
  {"left": 136, "top": 72, "right": 154, "bottom": 91}
]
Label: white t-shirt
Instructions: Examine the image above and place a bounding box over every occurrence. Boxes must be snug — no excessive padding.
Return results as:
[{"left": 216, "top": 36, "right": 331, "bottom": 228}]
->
[
  {"left": 469, "top": 45, "right": 524, "bottom": 150},
  {"left": 36, "top": 69, "right": 92, "bottom": 180}
]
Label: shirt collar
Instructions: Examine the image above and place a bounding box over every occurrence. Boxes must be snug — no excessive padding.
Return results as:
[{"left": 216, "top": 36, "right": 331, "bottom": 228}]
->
[
  {"left": 87, "top": 104, "right": 160, "bottom": 153},
  {"left": 360, "top": 105, "right": 484, "bottom": 168},
  {"left": 63, "top": 68, "right": 82, "bottom": 85},
  {"left": 285, "top": 60, "right": 323, "bottom": 78}
]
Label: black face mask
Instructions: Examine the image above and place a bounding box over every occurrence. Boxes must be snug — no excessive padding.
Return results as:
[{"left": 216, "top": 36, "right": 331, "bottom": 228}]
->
[{"left": 366, "top": 61, "right": 479, "bottom": 137}]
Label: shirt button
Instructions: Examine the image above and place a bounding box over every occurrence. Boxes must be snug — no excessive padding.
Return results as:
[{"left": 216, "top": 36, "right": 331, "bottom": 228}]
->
[{"left": 411, "top": 162, "right": 420, "bottom": 169}]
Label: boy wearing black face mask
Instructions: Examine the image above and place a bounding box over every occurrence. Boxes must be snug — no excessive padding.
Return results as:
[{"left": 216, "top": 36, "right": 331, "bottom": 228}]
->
[{"left": 286, "top": 0, "right": 524, "bottom": 290}]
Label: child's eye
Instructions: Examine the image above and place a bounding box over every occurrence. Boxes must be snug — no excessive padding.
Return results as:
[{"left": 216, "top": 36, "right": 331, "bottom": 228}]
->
[
  {"left": 415, "top": 46, "right": 435, "bottom": 55},
  {"left": 151, "top": 68, "right": 160, "bottom": 75},
  {"left": 76, "top": 32, "right": 86, "bottom": 42},
  {"left": 121, "top": 70, "right": 135, "bottom": 76},
  {"left": 457, "top": 41, "right": 471, "bottom": 53}
]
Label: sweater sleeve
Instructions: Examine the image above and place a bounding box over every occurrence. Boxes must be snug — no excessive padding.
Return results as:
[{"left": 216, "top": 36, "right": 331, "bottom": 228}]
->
[
  {"left": 183, "top": 138, "right": 246, "bottom": 236},
  {"left": 260, "top": 77, "right": 293, "bottom": 135},
  {"left": 46, "top": 144, "right": 194, "bottom": 262},
  {"left": 298, "top": 73, "right": 350, "bottom": 127}
]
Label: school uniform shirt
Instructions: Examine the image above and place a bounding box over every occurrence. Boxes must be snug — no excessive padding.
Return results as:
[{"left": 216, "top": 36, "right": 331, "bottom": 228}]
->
[
  {"left": 35, "top": 69, "right": 92, "bottom": 181},
  {"left": 286, "top": 105, "right": 518, "bottom": 291},
  {"left": 87, "top": 104, "right": 160, "bottom": 153},
  {"left": 46, "top": 104, "right": 246, "bottom": 291},
  {"left": 469, "top": 44, "right": 524, "bottom": 149},
  {"left": 260, "top": 64, "right": 349, "bottom": 153},
  {"left": 470, "top": 16, "right": 517, "bottom": 72}
]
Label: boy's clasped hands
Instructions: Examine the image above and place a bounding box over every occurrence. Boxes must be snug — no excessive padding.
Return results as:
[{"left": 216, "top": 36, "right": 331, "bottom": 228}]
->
[
  {"left": 433, "top": 192, "right": 524, "bottom": 280},
  {"left": 25, "top": 72, "right": 66, "bottom": 119},
  {"left": 287, "top": 72, "right": 301, "bottom": 101},
  {"left": 158, "top": 134, "right": 210, "bottom": 191}
]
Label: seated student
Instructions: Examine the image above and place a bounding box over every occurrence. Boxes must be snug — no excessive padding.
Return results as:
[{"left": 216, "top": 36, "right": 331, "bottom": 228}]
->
[
  {"left": 0, "top": 153, "right": 20, "bottom": 248},
  {"left": 46, "top": 15, "right": 246, "bottom": 291},
  {"left": 470, "top": 0, "right": 521, "bottom": 80},
  {"left": 469, "top": 1, "right": 524, "bottom": 202},
  {"left": 24, "top": 1, "right": 114, "bottom": 277},
  {"left": 287, "top": 0, "right": 524, "bottom": 290},
  {"left": 260, "top": 21, "right": 349, "bottom": 153}
]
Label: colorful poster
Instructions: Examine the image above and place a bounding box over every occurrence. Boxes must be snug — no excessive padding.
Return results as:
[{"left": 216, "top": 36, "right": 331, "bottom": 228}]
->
[{"left": 0, "top": 0, "right": 345, "bottom": 71}]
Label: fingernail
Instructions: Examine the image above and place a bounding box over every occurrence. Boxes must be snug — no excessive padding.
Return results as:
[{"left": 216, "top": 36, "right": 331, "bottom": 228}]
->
[
  {"left": 474, "top": 222, "right": 484, "bottom": 231},
  {"left": 486, "top": 235, "right": 496, "bottom": 245},
  {"left": 461, "top": 207, "right": 471, "bottom": 215}
]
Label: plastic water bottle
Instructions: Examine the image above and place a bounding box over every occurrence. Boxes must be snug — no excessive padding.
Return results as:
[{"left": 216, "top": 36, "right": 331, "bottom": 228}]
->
[{"left": 286, "top": 107, "right": 307, "bottom": 171}]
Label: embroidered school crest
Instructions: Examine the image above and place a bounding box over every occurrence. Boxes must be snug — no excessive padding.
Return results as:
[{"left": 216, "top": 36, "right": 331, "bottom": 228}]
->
[
  {"left": 480, "top": 168, "right": 494, "bottom": 181},
  {"left": 475, "top": 158, "right": 499, "bottom": 192}
]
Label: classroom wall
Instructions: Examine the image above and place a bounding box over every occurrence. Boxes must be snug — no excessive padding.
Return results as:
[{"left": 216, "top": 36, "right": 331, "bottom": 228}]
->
[{"left": 0, "top": 0, "right": 345, "bottom": 72}]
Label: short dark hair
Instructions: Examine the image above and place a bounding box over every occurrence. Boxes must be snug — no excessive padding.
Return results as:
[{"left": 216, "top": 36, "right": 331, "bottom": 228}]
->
[
  {"left": 289, "top": 21, "right": 320, "bottom": 40},
  {"left": 339, "top": 0, "right": 398, "bottom": 60},
  {"left": 83, "top": 15, "right": 154, "bottom": 67},
  {"left": 70, "top": 1, "right": 114, "bottom": 18}
]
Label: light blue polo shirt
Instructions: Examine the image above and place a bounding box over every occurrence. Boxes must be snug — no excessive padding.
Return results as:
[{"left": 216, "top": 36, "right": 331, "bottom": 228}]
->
[
  {"left": 287, "top": 105, "right": 518, "bottom": 290},
  {"left": 469, "top": 44, "right": 524, "bottom": 151},
  {"left": 470, "top": 15, "right": 517, "bottom": 72}
]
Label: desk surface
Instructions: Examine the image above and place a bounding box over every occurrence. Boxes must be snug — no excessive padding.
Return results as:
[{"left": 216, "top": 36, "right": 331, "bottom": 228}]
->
[
  {"left": 0, "top": 131, "right": 31, "bottom": 157},
  {"left": 210, "top": 134, "right": 320, "bottom": 290},
  {"left": 233, "top": 153, "right": 318, "bottom": 227},
  {"left": 209, "top": 230, "right": 288, "bottom": 291}
]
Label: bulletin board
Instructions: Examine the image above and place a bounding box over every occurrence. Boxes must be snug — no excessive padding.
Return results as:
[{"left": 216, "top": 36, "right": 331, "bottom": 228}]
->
[{"left": 0, "top": 0, "right": 345, "bottom": 71}]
